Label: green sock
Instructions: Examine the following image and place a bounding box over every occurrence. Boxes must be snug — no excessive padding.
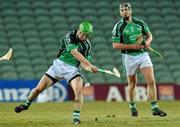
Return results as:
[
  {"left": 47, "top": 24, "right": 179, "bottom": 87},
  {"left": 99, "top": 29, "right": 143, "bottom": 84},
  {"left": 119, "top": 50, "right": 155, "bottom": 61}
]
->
[
  {"left": 151, "top": 101, "right": 159, "bottom": 111},
  {"left": 24, "top": 99, "right": 32, "bottom": 107},
  {"left": 73, "top": 110, "right": 80, "bottom": 121},
  {"left": 129, "top": 101, "right": 136, "bottom": 111}
]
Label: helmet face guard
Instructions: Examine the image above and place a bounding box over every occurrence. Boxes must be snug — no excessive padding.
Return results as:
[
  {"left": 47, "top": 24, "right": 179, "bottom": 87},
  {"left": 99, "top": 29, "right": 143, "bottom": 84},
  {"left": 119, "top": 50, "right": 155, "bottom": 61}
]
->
[{"left": 79, "top": 21, "right": 93, "bottom": 36}]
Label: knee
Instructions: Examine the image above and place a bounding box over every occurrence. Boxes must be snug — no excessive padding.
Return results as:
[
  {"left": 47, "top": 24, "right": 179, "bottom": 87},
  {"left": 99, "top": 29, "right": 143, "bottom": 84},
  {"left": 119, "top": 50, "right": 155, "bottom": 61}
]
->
[
  {"left": 73, "top": 85, "right": 83, "bottom": 100},
  {"left": 74, "top": 87, "right": 82, "bottom": 97},
  {"left": 71, "top": 77, "right": 83, "bottom": 95},
  {"left": 128, "top": 84, "right": 136, "bottom": 90},
  {"left": 147, "top": 79, "right": 156, "bottom": 86},
  {"left": 128, "top": 81, "right": 137, "bottom": 89},
  {"left": 71, "top": 77, "right": 83, "bottom": 99}
]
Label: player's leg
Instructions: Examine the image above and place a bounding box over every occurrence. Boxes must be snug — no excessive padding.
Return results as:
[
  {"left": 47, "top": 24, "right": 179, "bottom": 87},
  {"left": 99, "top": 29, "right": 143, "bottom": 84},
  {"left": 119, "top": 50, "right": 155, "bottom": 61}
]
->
[
  {"left": 140, "top": 66, "right": 167, "bottom": 117},
  {"left": 127, "top": 75, "right": 138, "bottom": 117},
  {"left": 70, "top": 76, "right": 83, "bottom": 125},
  {"left": 124, "top": 54, "right": 139, "bottom": 117},
  {"left": 51, "top": 59, "right": 84, "bottom": 124},
  {"left": 139, "top": 52, "right": 167, "bottom": 117},
  {"left": 28, "top": 74, "right": 55, "bottom": 101},
  {"left": 14, "top": 59, "right": 61, "bottom": 113},
  {"left": 14, "top": 74, "right": 54, "bottom": 113},
  {"left": 140, "top": 66, "right": 157, "bottom": 101}
]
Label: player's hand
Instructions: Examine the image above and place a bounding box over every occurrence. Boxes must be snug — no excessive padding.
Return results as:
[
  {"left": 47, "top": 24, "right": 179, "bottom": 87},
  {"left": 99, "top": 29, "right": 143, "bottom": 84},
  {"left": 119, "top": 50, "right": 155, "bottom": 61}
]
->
[
  {"left": 131, "top": 44, "right": 144, "bottom": 50},
  {"left": 89, "top": 64, "right": 98, "bottom": 73}
]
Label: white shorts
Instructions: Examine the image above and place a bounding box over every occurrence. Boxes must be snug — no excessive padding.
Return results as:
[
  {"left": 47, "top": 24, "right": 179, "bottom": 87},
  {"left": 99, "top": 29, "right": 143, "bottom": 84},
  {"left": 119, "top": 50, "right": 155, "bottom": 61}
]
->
[
  {"left": 124, "top": 52, "right": 153, "bottom": 75},
  {"left": 46, "top": 59, "right": 82, "bottom": 83}
]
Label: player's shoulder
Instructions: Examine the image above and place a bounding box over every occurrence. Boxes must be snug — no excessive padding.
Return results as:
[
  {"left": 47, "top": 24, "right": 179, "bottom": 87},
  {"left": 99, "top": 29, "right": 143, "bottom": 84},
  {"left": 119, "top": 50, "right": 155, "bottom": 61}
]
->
[
  {"left": 86, "top": 39, "right": 91, "bottom": 47},
  {"left": 132, "top": 17, "right": 145, "bottom": 23},
  {"left": 113, "top": 18, "right": 127, "bottom": 33},
  {"left": 64, "top": 30, "right": 75, "bottom": 39},
  {"left": 64, "top": 30, "right": 78, "bottom": 44},
  {"left": 114, "top": 18, "right": 125, "bottom": 28}
]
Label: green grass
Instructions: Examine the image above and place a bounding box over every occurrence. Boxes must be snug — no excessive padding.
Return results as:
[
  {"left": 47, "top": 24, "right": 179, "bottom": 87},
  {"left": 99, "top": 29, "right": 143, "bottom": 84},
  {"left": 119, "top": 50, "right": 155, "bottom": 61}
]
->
[{"left": 0, "top": 101, "right": 180, "bottom": 127}]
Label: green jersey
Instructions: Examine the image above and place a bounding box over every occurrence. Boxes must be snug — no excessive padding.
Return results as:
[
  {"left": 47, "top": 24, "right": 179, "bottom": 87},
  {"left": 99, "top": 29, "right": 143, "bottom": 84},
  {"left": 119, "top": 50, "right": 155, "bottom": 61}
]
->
[
  {"left": 112, "top": 17, "right": 150, "bottom": 55},
  {"left": 57, "top": 30, "right": 91, "bottom": 67}
]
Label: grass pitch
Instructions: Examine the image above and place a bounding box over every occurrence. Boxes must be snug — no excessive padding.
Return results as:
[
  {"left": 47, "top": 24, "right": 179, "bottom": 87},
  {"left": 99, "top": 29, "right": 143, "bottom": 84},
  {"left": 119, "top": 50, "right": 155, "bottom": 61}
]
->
[{"left": 0, "top": 101, "right": 180, "bottom": 127}]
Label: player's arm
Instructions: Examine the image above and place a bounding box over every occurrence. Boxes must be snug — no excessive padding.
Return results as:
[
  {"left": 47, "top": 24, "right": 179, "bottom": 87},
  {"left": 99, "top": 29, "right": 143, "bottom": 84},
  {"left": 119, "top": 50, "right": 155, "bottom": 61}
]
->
[
  {"left": 71, "top": 49, "right": 97, "bottom": 73},
  {"left": 80, "top": 62, "right": 92, "bottom": 72},
  {"left": 65, "top": 34, "right": 97, "bottom": 72},
  {"left": 112, "top": 42, "right": 144, "bottom": 50},
  {"left": 144, "top": 32, "right": 152, "bottom": 48},
  {"left": 141, "top": 20, "right": 153, "bottom": 48},
  {"left": 71, "top": 49, "right": 91, "bottom": 66},
  {"left": 112, "top": 23, "right": 144, "bottom": 50},
  {"left": 80, "top": 55, "right": 92, "bottom": 72}
]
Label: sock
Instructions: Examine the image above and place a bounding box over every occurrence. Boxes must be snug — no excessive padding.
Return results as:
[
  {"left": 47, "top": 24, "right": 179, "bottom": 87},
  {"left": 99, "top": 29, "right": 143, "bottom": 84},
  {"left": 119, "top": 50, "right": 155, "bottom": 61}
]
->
[
  {"left": 24, "top": 99, "right": 32, "bottom": 107},
  {"left": 151, "top": 101, "right": 159, "bottom": 111},
  {"left": 129, "top": 101, "right": 136, "bottom": 111},
  {"left": 73, "top": 110, "right": 80, "bottom": 121}
]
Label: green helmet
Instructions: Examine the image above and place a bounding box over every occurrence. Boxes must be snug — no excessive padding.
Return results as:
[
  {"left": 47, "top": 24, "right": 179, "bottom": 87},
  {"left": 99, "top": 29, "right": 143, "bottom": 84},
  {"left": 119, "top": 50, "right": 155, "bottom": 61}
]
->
[{"left": 79, "top": 21, "right": 93, "bottom": 36}]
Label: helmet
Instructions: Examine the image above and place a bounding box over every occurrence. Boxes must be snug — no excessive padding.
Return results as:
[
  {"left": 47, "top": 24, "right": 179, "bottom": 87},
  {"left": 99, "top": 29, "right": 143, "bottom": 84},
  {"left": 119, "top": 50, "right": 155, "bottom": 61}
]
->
[{"left": 79, "top": 21, "right": 93, "bottom": 36}]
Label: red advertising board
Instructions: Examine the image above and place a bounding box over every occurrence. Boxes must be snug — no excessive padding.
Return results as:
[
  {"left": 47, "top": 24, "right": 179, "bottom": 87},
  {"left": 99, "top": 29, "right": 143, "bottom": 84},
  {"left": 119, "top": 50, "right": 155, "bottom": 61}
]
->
[{"left": 69, "top": 84, "right": 180, "bottom": 101}]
